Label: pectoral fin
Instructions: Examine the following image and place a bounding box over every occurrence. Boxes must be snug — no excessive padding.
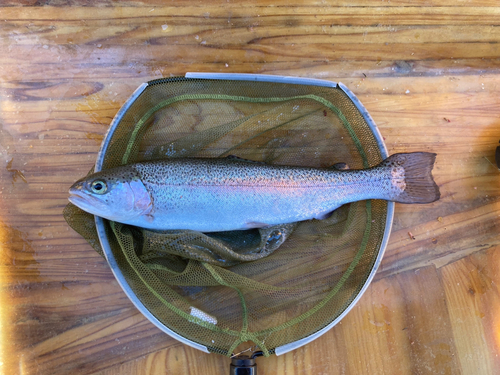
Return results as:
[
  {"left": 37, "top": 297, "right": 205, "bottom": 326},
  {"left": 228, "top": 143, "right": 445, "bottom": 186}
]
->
[
  {"left": 245, "top": 221, "right": 270, "bottom": 229},
  {"left": 331, "top": 162, "right": 349, "bottom": 170},
  {"left": 225, "top": 155, "right": 266, "bottom": 164},
  {"left": 314, "top": 211, "right": 335, "bottom": 220}
]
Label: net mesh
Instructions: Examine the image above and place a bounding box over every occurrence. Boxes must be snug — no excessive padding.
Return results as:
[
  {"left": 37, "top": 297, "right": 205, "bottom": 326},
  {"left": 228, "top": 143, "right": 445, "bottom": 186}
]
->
[{"left": 64, "top": 77, "right": 388, "bottom": 356}]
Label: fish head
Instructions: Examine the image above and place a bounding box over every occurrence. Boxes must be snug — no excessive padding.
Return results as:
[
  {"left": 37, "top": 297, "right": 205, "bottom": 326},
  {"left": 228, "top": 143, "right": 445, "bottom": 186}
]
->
[{"left": 68, "top": 166, "right": 152, "bottom": 222}]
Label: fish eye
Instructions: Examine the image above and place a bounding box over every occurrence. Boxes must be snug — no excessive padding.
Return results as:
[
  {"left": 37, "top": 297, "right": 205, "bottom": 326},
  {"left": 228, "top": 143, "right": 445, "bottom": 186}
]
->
[{"left": 91, "top": 179, "right": 107, "bottom": 194}]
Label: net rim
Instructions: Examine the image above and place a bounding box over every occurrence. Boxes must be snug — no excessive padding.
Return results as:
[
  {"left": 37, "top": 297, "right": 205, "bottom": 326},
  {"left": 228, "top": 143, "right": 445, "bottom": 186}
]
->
[{"left": 93, "top": 73, "right": 394, "bottom": 355}]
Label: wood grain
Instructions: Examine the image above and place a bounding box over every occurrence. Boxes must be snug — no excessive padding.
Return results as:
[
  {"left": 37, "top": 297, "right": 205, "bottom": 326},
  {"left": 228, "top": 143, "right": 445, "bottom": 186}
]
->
[{"left": 1, "top": 1, "right": 500, "bottom": 374}]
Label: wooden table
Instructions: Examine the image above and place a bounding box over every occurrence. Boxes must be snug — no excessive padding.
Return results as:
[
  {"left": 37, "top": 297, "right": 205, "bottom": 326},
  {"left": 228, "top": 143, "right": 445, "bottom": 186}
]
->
[{"left": 1, "top": 1, "right": 499, "bottom": 374}]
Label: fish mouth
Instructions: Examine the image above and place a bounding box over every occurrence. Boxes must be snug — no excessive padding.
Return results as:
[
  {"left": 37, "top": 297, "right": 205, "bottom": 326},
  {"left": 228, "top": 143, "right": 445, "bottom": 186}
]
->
[
  {"left": 68, "top": 188, "right": 102, "bottom": 214},
  {"left": 68, "top": 193, "right": 94, "bottom": 209},
  {"left": 68, "top": 193, "right": 87, "bottom": 207},
  {"left": 68, "top": 186, "right": 135, "bottom": 222}
]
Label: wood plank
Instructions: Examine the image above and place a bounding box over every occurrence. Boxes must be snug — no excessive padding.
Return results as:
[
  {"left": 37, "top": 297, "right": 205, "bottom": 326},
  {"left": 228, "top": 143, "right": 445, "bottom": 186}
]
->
[
  {"left": 2, "top": 6, "right": 500, "bottom": 25},
  {"left": 5, "top": 0, "right": 500, "bottom": 6},
  {"left": 440, "top": 248, "right": 500, "bottom": 374}
]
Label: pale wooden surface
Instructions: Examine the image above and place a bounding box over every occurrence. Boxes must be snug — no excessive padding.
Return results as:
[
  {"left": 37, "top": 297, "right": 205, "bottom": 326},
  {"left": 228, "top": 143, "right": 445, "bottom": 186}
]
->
[{"left": 1, "top": 1, "right": 500, "bottom": 374}]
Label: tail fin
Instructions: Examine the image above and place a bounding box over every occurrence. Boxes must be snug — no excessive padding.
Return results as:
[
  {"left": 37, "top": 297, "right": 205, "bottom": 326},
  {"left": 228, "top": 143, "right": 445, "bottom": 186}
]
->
[{"left": 383, "top": 152, "right": 440, "bottom": 204}]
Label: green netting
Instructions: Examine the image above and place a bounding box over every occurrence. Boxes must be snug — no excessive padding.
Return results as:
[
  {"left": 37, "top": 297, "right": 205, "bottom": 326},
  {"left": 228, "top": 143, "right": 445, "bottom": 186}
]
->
[{"left": 64, "top": 77, "right": 388, "bottom": 357}]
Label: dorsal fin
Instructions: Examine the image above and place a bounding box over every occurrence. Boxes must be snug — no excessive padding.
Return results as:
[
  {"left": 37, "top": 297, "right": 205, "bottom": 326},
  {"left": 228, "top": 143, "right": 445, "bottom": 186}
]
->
[{"left": 225, "top": 155, "right": 266, "bottom": 165}]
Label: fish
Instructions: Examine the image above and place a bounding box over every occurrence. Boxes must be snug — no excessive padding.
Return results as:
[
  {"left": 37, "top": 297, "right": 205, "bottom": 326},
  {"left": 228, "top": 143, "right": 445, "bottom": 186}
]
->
[{"left": 68, "top": 152, "right": 440, "bottom": 232}]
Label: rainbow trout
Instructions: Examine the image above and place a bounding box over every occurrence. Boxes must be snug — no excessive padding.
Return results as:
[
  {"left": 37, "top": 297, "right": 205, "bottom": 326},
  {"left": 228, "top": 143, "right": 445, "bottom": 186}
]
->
[{"left": 68, "top": 153, "right": 439, "bottom": 232}]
